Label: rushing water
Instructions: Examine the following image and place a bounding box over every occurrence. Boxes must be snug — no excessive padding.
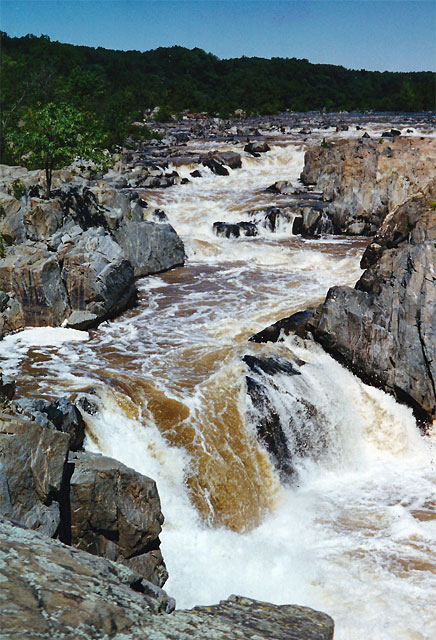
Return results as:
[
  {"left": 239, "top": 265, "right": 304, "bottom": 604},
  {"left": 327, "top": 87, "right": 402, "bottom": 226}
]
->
[{"left": 1, "top": 131, "right": 436, "bottom": 640}]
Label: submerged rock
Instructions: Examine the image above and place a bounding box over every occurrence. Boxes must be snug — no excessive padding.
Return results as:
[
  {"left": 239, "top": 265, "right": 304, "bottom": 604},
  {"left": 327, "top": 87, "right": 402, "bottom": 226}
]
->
[
  {"left": 243, "top": 354, "right": 327, "bottom": 480},
  {"left": 213, "top": 221, "right": 258, "bottom": 238}
]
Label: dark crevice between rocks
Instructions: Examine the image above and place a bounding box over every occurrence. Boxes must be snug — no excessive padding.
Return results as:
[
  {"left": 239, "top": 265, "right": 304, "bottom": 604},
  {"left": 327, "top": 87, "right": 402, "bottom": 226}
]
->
[
  {"left": 57, "top": 460, "right": 75, "bottom": 546},
  {"left": 126, "top": 537, "right": 161, "bottom": 561}
]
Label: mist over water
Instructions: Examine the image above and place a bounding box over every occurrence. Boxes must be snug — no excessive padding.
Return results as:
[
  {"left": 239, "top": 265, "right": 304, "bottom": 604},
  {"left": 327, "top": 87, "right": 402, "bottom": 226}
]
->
[{"left": 2, "top": 137, "right": 436, "bottom": 639}]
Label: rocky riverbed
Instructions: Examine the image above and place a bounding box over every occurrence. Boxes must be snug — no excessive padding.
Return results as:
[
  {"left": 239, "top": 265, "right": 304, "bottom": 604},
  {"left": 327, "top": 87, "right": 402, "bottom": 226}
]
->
[{"left": 1, "top": 110, "right": 436, "bottom": 639}]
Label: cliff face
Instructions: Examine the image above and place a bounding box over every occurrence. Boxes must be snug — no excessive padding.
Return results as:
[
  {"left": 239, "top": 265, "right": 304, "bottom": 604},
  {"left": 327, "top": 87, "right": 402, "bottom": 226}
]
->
[
  {"left": 300, "top": 137, "right": 436, "bottom": 235},
  {"left": 310, "top": 179, "right": 436, "bottom": 425}
]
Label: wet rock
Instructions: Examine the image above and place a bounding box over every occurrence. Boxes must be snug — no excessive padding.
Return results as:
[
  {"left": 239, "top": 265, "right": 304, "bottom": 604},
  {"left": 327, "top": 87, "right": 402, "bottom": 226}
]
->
[
  {"left": 60, "top": 227, "right": 136, "bottom": 327},
  {"left": 215, "top": 150, "right": 242, "bottom": 169},
  {"left": 114, "top": 219, "right": 185, "bottom": 278},
  {"left": 244, "top": 141, "right": 271, "bottom": 155},
  {"left": 310, "top": 179, "right": 436, "bottom": 425},
  {"left": 248, "top": 207, "right": 293, "bottom": 232},
  {"left": 266, "top": 180, "right": 295, "bottom": 195},
  {"left": 190, "top": 169, "right": 202, "bottom": 178},
  {"left": 250, "top": 308, "right": 317, "bottom": 342},
  {"left": 69, "top": 451, "right": 168, "bottom": 586},
  {"left": 0, "top": 413, "right": 70, "bottom": 536},
  {"left": 292, "top": 206, "right": 334, "bottom": 237},
  {"left": 381, "top": 128, "right": 401, "bottom": 137},
  {"left": 300, "top": 137, "right": 436, "bottom": 235},
  {"left": 213, "top": 221, "right": 258, "bottom": 238},
  {"left": 243, "top": 355, "right": 326, "bottom": 480},
  {"left": 201, "top": 156, "right": 229, "bottom": 176},
  {"left": 0, "top": 371, "right": 16, "bottom": 400}
]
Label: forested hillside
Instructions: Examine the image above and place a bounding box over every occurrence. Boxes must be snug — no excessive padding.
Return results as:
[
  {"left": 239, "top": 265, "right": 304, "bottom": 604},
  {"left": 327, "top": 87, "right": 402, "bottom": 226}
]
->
[{"left": 1, "top": 31, "right": 435, "bottom": 161}]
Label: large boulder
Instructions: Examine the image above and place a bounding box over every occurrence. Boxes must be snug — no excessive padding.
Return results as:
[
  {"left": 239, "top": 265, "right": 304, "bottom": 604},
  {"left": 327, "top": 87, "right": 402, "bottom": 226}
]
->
[
  {"left": 300, "top": 137, "right": 436, "bottom": 235},
  {"left": 0, "top": 516, "right": 334, "bottom": 639},
  {"left": 69, "top": 451, "right": 168, "bottom": 587},
  {"left": 0, "top": 413, "right": 70, "bottom": 536},
  {"left": 59, "top": 227, "right": 136, "bottom": 328},
  {"left": 0, "top": 242, "right": 70, "bottom": 327},
  {"left": 0, "top": 516, "right": 175, "bottom": 640},
  {"left": 114, "top": 219, "right": 185, "bottom": 278},
  {"left": 310, "top": 179, "right": 436, "bottom": 425}
]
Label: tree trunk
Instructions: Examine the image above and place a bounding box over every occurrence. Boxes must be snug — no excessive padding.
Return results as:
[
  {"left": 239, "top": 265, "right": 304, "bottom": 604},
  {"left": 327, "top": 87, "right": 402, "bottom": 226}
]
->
[{"left": 45, "top": 156, "right": 53, "bottom": 198}]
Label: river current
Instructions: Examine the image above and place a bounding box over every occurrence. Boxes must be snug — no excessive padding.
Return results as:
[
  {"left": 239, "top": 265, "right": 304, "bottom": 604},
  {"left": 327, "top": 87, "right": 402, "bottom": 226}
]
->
[{"left": 1, "top": 127, "right": 435, "bottom": 639}]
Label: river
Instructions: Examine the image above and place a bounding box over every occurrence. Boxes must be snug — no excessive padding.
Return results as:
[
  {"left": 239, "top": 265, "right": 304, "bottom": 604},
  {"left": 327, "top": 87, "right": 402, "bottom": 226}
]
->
[{"left": 1, "top": 128, "right": 435, "bottom": 640}]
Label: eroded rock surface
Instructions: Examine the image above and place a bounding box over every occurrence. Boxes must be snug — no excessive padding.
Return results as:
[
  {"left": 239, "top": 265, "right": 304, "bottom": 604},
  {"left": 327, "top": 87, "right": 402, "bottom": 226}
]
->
[
  {"left": 0, "top": 176, "right": 185, "bottom": 336},
  {"left": 0, "top": 409, "right": 168, "bottom": 586},
  {"left": 300, "top": 136, "right": 436, "bottom": 235},
  {"left": 0, "top": 413, "right": 70, "bottom": 536},
  {"left": 0, "top": 516, "right": 334, "bottom": 640},
  {"left": 310, "top": 179, "right": 436, "bottom": 425},
  {"left": 69, "top": 451, "right": 167, "bottom": 587}
]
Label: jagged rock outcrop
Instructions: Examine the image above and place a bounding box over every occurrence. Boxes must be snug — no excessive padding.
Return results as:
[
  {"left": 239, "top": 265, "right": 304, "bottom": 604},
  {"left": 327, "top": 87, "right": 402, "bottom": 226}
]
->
[
  {"left": 0, "top": 242, "right": 70, "bottom": 327},
  {"left": 309, "top": 179, "right": 436, "bottom": 425},
  {"left": 0, "top": 173, "right": 185, "bottom": 335},
  {"left": 300, "top": 137, "right": 436, "bottom": 235},
  {"left": 0, "top": 516, "right": 334, "bottom": 639},
  {"left": 69, "top": 451, "right": 167, "bottom": 587},
  {"left": 15, "top": 396, "right": 85, "bottom": 451},
  {"left": 114, "top": 219, "right": 185, "bottom": 277},
  {"left": 0, "top": 410, "right": 168, "bottom": 586},
  {"left": 59, "top": 227, "right": 136, "bottom": 328},
  {"left": 0, "top": 413, "right": 70, "bottom": 536}
]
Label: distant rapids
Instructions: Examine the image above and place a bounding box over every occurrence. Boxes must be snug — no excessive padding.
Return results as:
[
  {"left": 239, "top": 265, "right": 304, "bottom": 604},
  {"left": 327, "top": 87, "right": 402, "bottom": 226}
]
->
[{"left": 2, "top": 130, "right": 436, "bottom": 640}]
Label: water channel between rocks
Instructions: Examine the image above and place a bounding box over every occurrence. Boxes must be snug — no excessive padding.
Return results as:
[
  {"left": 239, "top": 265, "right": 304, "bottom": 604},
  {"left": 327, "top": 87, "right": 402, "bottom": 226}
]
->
[{"left": 1, "top": 132, "right": 436, "bottom": 640}]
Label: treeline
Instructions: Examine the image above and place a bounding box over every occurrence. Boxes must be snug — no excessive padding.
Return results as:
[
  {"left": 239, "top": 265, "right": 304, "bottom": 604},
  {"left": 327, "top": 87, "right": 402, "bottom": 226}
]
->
[{"left": 1, "top": 31, "right": 435, "bottom": 160}]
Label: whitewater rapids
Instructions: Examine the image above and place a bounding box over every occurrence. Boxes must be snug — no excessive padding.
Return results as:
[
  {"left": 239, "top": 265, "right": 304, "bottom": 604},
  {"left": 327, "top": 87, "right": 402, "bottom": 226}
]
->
[{"left": 2, "top": 136, "right": 435, "bottom": 640}]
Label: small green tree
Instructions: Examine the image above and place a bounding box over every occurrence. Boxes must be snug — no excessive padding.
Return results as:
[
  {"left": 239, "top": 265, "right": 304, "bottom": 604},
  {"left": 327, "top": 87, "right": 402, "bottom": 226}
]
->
[{"left": 7, "top": 102, "right": 108, "bottom": 197}]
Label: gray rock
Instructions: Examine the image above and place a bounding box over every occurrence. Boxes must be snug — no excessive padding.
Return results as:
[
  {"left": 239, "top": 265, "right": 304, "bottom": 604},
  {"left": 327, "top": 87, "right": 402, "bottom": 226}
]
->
[
  {"left": 0, "top": 242, "right": 70, "bottom": 327},
  {"left": 244, "top": 141, "right": 271, "bottom": 155},
  {"left": 0, "top": 516, "right": 333, "bottom": 640},
  {"left": 69, "top": 451, "right": 168, "bottom": 586},
  {"left": 114, "top": 219, "right": 185, "bottom": 278},
  {"left": 0, "top": 413, "right": 70, "bottom": 536},
  {"left": 311, "top": 179, "right": 436, "bottom": 425},
  {"left": 300, "top": 137, "right": 436, "bottom": 235},
  {"left": 59, "top": 227, "right": 136, "bottom": 325},
  {"left": 0, "top": 515, "right": 175, "bottom": 640}
]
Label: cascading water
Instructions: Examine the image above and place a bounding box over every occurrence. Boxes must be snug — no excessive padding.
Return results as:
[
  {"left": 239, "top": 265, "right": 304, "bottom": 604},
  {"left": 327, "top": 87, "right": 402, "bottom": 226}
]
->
[{"left": 1, "top": 135, "right": 435, "bottom": 640}]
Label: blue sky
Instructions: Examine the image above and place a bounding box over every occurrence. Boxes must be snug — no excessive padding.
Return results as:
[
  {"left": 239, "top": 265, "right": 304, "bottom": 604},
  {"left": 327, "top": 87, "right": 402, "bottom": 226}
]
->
[{"left": 1, "top": 1, "right": 435, "bottom": 72}]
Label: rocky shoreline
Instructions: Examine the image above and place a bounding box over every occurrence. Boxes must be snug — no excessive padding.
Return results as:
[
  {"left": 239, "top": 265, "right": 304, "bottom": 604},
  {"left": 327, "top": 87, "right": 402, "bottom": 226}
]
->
[{"left": 1, "top": 111, "right": 436, "bottom": 637}]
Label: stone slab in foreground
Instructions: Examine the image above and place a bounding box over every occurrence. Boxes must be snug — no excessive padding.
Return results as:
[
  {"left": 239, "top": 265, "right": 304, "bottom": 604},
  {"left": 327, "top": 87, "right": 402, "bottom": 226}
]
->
[{"left": 0, "top": 516, "right": 334, "bottom": 639}]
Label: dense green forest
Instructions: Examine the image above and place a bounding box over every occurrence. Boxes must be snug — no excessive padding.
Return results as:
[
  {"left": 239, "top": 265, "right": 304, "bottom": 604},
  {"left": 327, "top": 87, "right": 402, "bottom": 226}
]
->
[{"left": 1, "top": 31, "right": 435, "bottom": 162}]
